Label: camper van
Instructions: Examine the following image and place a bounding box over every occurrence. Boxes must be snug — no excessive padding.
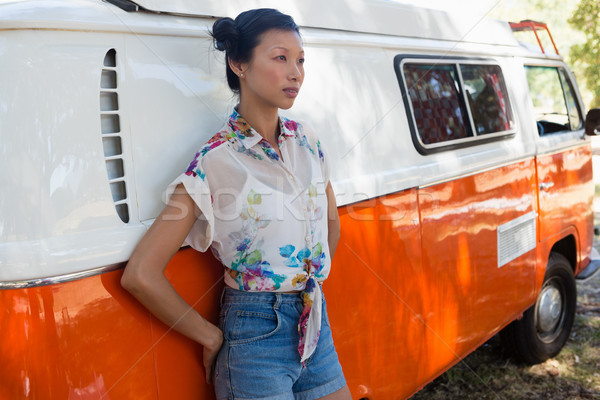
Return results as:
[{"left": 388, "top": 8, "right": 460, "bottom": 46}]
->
[{"left": 2, "top": 0, "right": 599, "bottom": 399}]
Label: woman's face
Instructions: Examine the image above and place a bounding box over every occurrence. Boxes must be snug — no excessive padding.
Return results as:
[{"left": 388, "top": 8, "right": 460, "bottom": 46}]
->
[{"left": 238, "top": 29, "right": 304, "bottom": 110}]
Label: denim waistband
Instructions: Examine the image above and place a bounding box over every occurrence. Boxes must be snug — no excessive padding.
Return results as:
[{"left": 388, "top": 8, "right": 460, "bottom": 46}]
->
[{"left": 220, "top": 286, "right": 303, "bottom": 306}]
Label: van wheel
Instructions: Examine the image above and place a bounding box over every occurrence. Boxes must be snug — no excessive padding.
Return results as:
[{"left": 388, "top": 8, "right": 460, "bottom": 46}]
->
[{"left": 500, "top": 253, "right": 576, "bottom": 364}]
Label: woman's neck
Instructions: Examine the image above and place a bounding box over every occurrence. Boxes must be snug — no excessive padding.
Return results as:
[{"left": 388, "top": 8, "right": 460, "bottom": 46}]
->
[{"left": 237, "top": 101, "right": 280, "bottom": 145}]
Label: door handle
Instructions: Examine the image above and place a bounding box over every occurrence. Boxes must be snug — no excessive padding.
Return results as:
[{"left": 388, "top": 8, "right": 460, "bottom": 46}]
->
[{"left": 539, "top": 181, "right": 554, "bottom": 191}]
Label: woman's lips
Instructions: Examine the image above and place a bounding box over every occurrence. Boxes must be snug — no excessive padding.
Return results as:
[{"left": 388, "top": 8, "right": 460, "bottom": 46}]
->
[{"left": 283, "top": 88, "right": 299, "bottom": 98}]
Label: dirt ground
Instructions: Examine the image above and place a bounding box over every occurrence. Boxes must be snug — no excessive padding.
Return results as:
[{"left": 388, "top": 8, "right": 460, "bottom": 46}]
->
[{"left": 409, "top": 228, "right": 600, "bottom": 399}]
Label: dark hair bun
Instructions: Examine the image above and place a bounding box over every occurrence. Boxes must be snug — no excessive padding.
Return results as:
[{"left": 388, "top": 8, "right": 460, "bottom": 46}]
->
[{"left": 212, "top": 17, "right": 239, "bottom": 53}]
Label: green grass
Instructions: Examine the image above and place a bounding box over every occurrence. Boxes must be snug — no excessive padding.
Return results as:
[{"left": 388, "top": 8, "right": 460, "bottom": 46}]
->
[{"left": 410, "top": 297, "right": 600, "bottom": 399}]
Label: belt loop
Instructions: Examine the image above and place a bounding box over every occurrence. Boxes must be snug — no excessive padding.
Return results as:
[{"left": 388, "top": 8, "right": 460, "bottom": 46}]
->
[
  {"left": 273, "top": 293, "right": 282, "bottom": 310},
  {"left": 219, "top": 287, "right": 227, "bottom": 307}
]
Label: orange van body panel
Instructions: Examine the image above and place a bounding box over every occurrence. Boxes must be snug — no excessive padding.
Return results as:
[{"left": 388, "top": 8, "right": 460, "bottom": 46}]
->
[
  {"left": 328, "top": 188, "right": 424, "bottom": 399},
  {"left": 414, "top": 159, "right": 538, "bottom": 366},
  {"left": 0, "top": 249, "right": 224, "bottom": 400},
  {"left": 0, "top": 270, "right": 157, "bottom": 399},
  {"left": 153, "top": 248, "right": 224, "bottom": 399},
  {"left": 535, "top": 144, "right": 594, "bottom": 276}
]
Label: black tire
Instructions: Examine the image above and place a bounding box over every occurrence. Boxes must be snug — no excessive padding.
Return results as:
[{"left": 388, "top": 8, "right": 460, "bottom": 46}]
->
[{"left": 500, "top": 253, "right": 576, "bottom": 364}]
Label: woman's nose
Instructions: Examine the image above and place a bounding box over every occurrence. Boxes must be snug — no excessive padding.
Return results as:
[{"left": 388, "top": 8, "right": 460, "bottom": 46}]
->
[{"left": 289, "top": 64, "right": 301, "bottom": 81}]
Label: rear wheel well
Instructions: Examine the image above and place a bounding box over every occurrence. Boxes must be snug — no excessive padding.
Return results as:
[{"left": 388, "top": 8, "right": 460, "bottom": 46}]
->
[{"left": 550, "top": 235, "right": 576, "bottom": 272}]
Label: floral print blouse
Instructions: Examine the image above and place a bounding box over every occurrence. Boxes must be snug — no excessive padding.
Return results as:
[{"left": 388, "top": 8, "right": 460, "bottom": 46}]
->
[{"left": 166, "top": 109, "right": 331, "bottom": 363}]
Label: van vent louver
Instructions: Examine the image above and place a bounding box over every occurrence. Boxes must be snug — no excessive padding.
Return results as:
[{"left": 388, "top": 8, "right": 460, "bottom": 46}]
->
[{"left": 100, "top": 49, "right": 129, "bottom": 223}]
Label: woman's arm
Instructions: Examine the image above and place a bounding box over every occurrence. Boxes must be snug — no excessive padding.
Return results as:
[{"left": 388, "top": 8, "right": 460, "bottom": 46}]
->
[
  {"left": 121, "top": 183, "right": 222, "bottom": 383},
  {"left": 326, "top": 181, "right": 341, "bottom": 259}
]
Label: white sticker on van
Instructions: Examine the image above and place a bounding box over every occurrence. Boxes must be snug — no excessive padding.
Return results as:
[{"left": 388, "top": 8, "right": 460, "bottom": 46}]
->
[{"left": 497, "top": 211, "right": 536, "bottom": 268}]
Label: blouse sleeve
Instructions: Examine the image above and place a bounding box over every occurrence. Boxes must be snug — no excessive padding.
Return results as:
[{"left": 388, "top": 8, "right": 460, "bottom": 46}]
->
[
  {"left": 300, "top": 121, "right": 331, "bottom": 185},
  {"left": 164, "top": 155, "right": 214, "bottom": 252}
]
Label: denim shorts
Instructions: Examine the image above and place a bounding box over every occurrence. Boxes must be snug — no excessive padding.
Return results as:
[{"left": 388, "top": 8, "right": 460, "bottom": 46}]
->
[{"left": 214, "top": 287, "right": 346, "bottom": 400}]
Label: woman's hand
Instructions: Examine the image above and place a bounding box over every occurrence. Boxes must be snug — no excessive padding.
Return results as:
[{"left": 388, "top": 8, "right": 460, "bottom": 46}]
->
[{"left": 203, "top": 323, "right": 224, "bottom": 384}]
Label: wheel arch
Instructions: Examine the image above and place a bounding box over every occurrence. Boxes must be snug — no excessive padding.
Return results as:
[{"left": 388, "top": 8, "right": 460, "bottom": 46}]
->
[{"left": 549, "top": 234, "right": 576, "bottom": 273}]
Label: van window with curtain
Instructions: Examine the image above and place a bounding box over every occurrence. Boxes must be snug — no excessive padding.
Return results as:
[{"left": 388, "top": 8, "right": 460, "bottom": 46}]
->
[
  {"left": 403, "top": 64, "right": 471, "bottom": 145},
  {"left": 461, "top": 64, "right": 514, "bottom": 135}
]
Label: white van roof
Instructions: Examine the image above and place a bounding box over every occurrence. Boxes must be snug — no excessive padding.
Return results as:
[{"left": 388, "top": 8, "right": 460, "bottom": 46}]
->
[{"left": 127, "top": 0, "right": 518, "bottom": 47}]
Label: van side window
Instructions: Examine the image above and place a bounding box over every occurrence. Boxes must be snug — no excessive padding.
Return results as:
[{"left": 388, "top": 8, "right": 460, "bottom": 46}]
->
[
  {"left": 461, "top": 65, "right": 513, "bottom": 135},
  {"left": 402, "top": 64, "right": 471, "bottom": 144},
  {"left": 398, "top": 59, "right": 515, "bottom": 153},
  {"left": 525, "top": 66, "right": 583, "bottom": 135},
  {"left": 559, "top": 70, "right": 583, "bottom": 131}
]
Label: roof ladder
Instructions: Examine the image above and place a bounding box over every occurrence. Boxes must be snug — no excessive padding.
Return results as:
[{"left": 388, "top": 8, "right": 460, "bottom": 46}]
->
[{"left": 509, "top": 20, "right": 559, "bottom": 55}]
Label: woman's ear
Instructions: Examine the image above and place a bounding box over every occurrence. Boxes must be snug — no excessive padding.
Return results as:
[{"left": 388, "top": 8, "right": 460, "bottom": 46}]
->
[{"left": 228, "top": 57, "right": 246, "bottom": 78}]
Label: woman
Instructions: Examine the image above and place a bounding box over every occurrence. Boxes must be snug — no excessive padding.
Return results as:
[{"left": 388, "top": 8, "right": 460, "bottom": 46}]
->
[{"left": 121, "top": 8, "right": 351, "bottom": 400}]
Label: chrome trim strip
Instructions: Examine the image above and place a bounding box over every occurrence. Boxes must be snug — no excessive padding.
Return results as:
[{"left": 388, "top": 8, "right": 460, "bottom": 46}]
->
[
  {"left": 0, "top": 263, "right": 126, "bottom": 290},
  {"left": 418, "top": 138, "right": 590, "bottom": 190},
  {"left": 536, "top": 138, "right": 588, "bottom": 157},
  {"left": 419, "top": 155, "right": 535, "bottom": 189}
]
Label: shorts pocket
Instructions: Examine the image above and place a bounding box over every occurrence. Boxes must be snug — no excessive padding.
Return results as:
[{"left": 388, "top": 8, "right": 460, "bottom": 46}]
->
[{"left": 227, "top": 308, "right": 280, "bottom": 345}]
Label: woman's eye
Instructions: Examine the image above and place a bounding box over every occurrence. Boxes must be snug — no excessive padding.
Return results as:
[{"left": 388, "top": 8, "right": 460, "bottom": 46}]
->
[
  {"left": 277, "top": 55, "right": 286, "bottom": 61},
  {"left": 298, "top": 58, "right": 305, "bottom": 64}
]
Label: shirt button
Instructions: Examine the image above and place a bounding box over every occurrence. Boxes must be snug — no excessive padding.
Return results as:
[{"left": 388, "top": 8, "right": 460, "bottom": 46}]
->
[{"left": 305, "top": 234, "right": 311, "bottom": 243}]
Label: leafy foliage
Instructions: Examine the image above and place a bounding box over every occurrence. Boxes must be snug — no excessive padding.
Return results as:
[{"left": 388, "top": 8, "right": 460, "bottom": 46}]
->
[{"left": 569, "top": 0, "right": 600, "bottom": 108}]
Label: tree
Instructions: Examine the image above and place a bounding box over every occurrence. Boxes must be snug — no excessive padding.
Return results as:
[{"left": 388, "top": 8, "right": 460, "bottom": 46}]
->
[{"left": 569, "top": 0, "right": 600, "bottom": 108}]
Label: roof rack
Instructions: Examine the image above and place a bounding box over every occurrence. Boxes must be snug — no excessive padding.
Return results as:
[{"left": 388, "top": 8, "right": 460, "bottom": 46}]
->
[{"left": 509, "top": 20, "right": 559, "bottom": 55}]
